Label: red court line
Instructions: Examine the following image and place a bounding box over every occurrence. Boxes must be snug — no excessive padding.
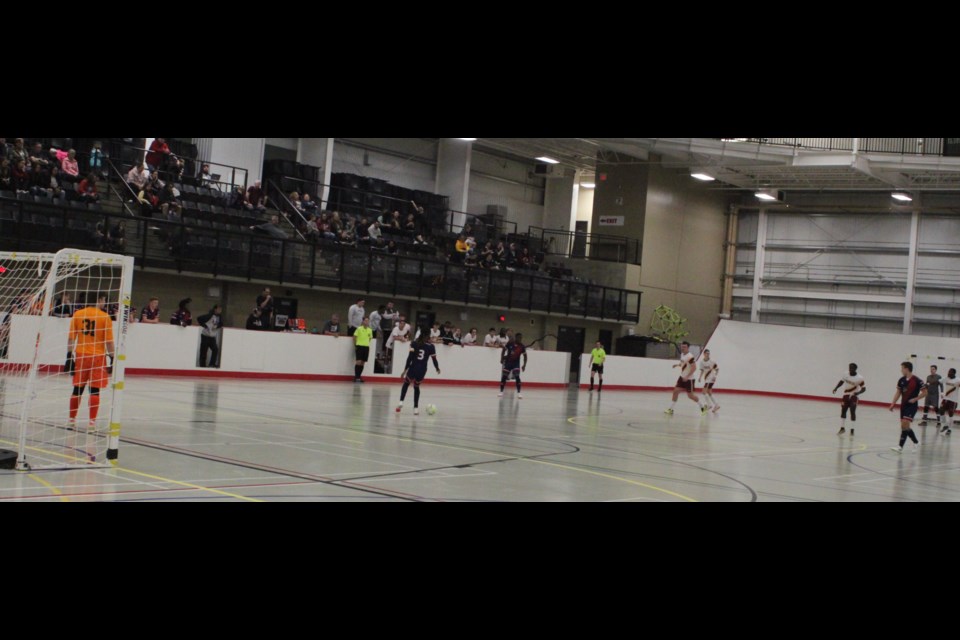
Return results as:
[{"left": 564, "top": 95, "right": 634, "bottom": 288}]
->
[{"left": 574, "top": 384, "right": 892, "bottom": 407}]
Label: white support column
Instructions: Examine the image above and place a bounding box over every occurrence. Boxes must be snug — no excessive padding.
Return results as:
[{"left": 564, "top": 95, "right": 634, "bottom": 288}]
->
[
  {"left": 904, "top": 209, "right": 920, "bottom": 335},
  {"left": 297, "top": 138, "right": 334, "bottom": 208},
  {"left": 751, "top": 208, "right": 768, "bottom": 323},
  {"left": 436, "top": 139, "right": 472, "bottom": 230},
  {"left": 207, "top": 138, "right": 265, "bottom": 188}
]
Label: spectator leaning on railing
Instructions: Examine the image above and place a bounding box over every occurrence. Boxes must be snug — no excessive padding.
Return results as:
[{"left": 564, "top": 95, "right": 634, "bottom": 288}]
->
[
  {"left": 462, "top": 328, "right": 478, "bottom": 346},
  {"left": 197, "top": 304, "right": 222, "bottom": 368},
  {"left": 484, "top": 328, "right": 499, "bottom": 347},
  {"left": 140, "top": 298, "right": 160, "bottom": 324},
  {"left": 170, "top": 298, "right": 193, "bottom": 327},
  {"left": 246, "top": 307, "right": 265, "bottom": 330},
  {"left": 322, "top": 314, "right": 342, "bottom": 337}
]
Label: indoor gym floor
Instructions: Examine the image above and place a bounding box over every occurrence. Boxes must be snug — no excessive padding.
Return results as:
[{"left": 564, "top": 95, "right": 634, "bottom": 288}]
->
[{"left": 1, "top": 377, "right": 958, "bottom": 502}]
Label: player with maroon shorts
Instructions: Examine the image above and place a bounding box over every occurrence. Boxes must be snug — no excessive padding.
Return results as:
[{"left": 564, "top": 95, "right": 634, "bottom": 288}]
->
[
  {"left": 939, "top": 368, "right": 957, "bottom": 436},
  {"left": 832, "top": 363, "right": 866, "bottom": 436},
  {"left": 665, "top": 341, "right": 707, "bottom": 416}
]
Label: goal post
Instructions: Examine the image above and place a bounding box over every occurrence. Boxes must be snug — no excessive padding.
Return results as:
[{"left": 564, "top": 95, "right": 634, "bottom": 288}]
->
[{"left": 0, "top": 249, "right": 134, "bottom": 471}]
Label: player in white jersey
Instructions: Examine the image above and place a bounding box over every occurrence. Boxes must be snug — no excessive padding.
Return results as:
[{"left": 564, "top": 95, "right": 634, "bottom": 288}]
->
[
  {"left": 939, "top": 368, "right": 958, "bottom": 436},
  {"left": 697, "top": 349, "right": 720, "bottom": 413},
  {"left": 832, "top": 363, "right": 866, "bottom": 436},
  {"left": 665, "top": 341, "right": 708, "bottom": 416}
]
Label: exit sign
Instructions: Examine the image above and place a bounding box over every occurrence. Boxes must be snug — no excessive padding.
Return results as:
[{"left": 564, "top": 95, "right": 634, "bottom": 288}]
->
[{"left": 598, "top": 216, "right": 625, "bottom": 226}]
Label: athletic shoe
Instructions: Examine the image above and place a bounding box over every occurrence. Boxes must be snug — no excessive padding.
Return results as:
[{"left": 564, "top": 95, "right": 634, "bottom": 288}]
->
[
  {"left": 498, "top": 392, "right": 503, "bottom": 398},
  {"left": 664, "top": 408, "right": 674, "bottom": 415},
  {"left": 945, "top": 429, "right": 952, "bottom": 436},
  {"left": 414, "top": 408, "right": 419, "bottom": 416},
  {"left": 891, "top": 446, "right": 903, "bottom": 453},
  {"left": 518, "top": 394, "right": 523, "bottom": 399},
  {"left": 911, "top": 443, "right": 920, "bottom": 452},
  {"left": 837, "top": 427, "right": 846, "bottom": 435},
  {"left": 850, "top": 428, "right": 855, "bottom": 437},
  {"left": 395, "top": 403, "right": 403, "bottom": 413},
  {"left": 711, "top": 405, "right": 720, "bottom": 413},
  {"left": 354, "top": 378, "right": 364, "bottom": 384},
  {"left": 67, "top": 418, "right": 76, "bottom": 431},
  {"left": 86, "top": 421, "right": 99, "bottom": 434},
  {"left": 589, "top": 385, "right": 594, "bottom": 391},
  {"left": 700, "top": 406, "right": 708, "bottom": 415}
]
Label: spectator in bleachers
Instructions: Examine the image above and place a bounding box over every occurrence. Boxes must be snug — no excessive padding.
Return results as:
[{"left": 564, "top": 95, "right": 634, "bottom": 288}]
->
[
  {"left": 519, "top": 247, "right": 533, "bottom": 269},
  {"left": 302, "top": 193, "right": 317, "bottom": 213},
  {"left": 77, "top": 173, "right": 99, "bottom": 203},
  {"left": 455, "top": 235, "right": 469, "bottom": 255},
  {"left": 59, "top": 149, "right": 80, "bottom": 182},
  {"left": 368, "top": 220, "right": 382, "bottom": 242},
  {"left": 305, "top": 213, "right": 320, "bottom": 240},
  {"left": 447, "top": 327, "right": 464, "bottom": 347},
  {"left": 498, "top": 328, "right": 510, "bottom": 347},
  {"left": 11, "top": 160, "right": 29, "bottom": 192},
  {"left": 385, "top": 315, "right": 411, "bottom": 359},
  {"left": 229, "top": 185, "right": 247, "bottom": 210},
  {"left": 0, "top": 138, "right": 9, "bottom": 158},
  {"left": 429, "top": 323, "right": 441, "bottom": 343},
  {"left": 413, "top": 233, "right": 428, "bottom": 246},
  {"left": 388, "top": 211, "right": 402, "bottom": 230},
  {"left": 495, "top": 241, "right": 506, "bottom": 266},
  {"left": 29, "top": 143, "right": 49, "bottom": 167},
  {"left": 93, "top": 222, "right": 108, "bottom": 249},
  {"left": 289, "top": 191, "right": 303, "bottom": 213},
  {"left": 47, "top": 165, "right": 64, "bottom": 200},
  {"left": 198, "top": 163, "right": 215, "bottom": 185},
  {"left": 464, "top": 248, "right": 478, "bottom": 268},
  {"left": 0, "top": 159, "right": 12, "bottom": 191},
  {"left": 88, "top": 141, "right": 105, "bottom": 178},
  {"left": 146, "top": 138, "right": 171, "bottom": 171},
  {"left": 7, "top": 138, "right": 28, "bottom": 165},
  {"left": 106, "top": 221, "right": 125, "bottom": 252},
  {"left": 164, "top": 157, "right": 185, "bottom": 182},
  {"left": 170, "top": 298, "right": 193, "bottom": 327},
  {"left": 246, "top": 180, "right": 267, "bottom": 211},
  {"left": 356, "top": 217, "right": 370, "bottom": 243},
  {"left": 483, "top": 328, "right": 499, "bottom": 347},
  {"left": 481, "top": 241, "right": 494, "bottom": 262},
  {"left": 140, "top": 298, "right": 160, "bottom": 324},
  {"left": 318, "top": 213, "right": 336, "bottom": 240},
  {"left": 47, "top": 147, "right": 61, "bottom": 167},
  {"left": 386, "top": 239, "right": 399, "bottom": 255},
  {"left": 250, "top": 214, "right": 288, "bottom": 239},
  {"left": 136, "top": 182, "right": 162, "bottom": 217},
  {"left": 28, "top": 162, "right": 51, "bottom": 197},
  {"left": 330, "top": 211, "right": 343, "bottom": 234},
  {"left": 339, "top": 228, "right": 357, "bottom": 247},
  {"left": 246, "top": 307, "right": 265, "bottom": 330},
  {"left": 462, "top": 328, "right": 479, "bottom": 346},
  {"left": 404, "top": 213, "right": 417, "bottom": 236},
  {"left": 322, "top": 314, "right": 342, "bottom": 337},
  {"left": 127, "top": 162, "right": 149, "bottom": 193},
  {"left": 52, "top": 292, "right": 75, "bottom": 318},
  {"left": 160, "top": 183, "right": 182, "bottom": 220}
]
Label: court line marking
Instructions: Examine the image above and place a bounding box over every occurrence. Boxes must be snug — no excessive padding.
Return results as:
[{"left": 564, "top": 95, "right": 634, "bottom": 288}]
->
[
  {"left": 27, "top": 474, "right": 69, "bottom": 502},
  {"left": 110, "top": 467, "right": 263, "bottom": 502}
]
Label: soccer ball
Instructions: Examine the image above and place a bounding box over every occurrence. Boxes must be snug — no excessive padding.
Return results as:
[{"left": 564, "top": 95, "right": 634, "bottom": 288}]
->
[{"left": 426, "top": 404, "right": 438, "bottom": 416}]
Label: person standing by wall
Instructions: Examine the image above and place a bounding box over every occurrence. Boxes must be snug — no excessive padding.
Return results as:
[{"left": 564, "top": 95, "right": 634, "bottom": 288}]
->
[
  {"left": 197, "top": 304, "right": 222, "bottom": 368},
  {"left": 347, "top": 298, "right": 365, "bottom": 337},
  {"left": 353, "top": 317, "right": 373, "bottom": 383}
]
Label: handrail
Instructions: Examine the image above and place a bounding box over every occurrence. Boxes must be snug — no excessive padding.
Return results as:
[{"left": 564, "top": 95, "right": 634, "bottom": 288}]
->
[
  {"left": 265, "top": 180, "right": 308, "bottom": 241},
  {"left": 105, "top": 157, "right": 141, "bottom": 207},
  {"left": 0, "top": 195, "right": 642, "bottom": 324},
  {"left": 527, "top": 226, "right": 641, "bottom": 265},
  {"left": 713, "top": 138, "right": 946, "bottom": 156},
  {"left": 115, "top": 141, "right": 249, "bottom": 189}
]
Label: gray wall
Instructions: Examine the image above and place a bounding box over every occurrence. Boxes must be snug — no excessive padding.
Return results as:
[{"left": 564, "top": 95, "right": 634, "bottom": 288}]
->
[
  {"left": 332, "top": 138, "right": 439, "bottom": 193},
  {"left": 468, "top": 149, "right": 545, "bottom": 232},
  {"left": 638, "top": 161, "right": 728, "bottom": 344},
  {"left": 592, "top": 157, "right": 648, "bottom": 249}
]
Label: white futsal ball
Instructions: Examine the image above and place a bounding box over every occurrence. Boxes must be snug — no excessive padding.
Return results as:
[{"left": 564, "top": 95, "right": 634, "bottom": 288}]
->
[{"left": 426, "top": 404, "right": 438, "bottom": 416}]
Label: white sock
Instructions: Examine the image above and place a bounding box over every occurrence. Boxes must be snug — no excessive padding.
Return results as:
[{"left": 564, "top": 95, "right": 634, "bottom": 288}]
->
[
  {"left": 840, "top": 418, "right": 846, "bottom": 428},
  {"left": 669, "top": 401, "right": 677, "bottom": 410}
]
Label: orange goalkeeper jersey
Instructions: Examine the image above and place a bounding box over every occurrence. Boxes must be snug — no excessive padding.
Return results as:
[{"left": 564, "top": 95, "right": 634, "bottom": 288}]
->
[{"left": 69, "top": 307, "right": 113, "bottom": 356}]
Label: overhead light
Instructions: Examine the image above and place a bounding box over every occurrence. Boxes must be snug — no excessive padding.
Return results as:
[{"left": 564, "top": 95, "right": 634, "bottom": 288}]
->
[
  {"left": 755, "top": 188, "right": 780, "bottom": 201},
  {"left": 691, "top": 173, "right": 715, "bottom": 181},
  {"left": 891, "top": 192, "right": 913, "bottom": 202},
  {"left": 580, "top": 182, "right": 596, "bottom": 189},
  {"left": 536, "top": 156, "right": 559, "bottom": 164},
  {"left": 457, "top": 138, "right": 477, "bottom": 141}
]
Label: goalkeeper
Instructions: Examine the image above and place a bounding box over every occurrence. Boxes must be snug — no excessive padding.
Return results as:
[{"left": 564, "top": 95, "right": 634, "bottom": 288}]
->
[{"left": 67, "top": 294, "right": 115, "bottom": 433}]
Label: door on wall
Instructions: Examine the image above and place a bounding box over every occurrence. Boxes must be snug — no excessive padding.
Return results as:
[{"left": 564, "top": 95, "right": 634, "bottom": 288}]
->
[
  {"left": 414, "top": 311, "right": 435, "bottom": 337},
  {"left": 572, "top": 221, "right": 588, "bottom": 258},
  {"left": 556, "top": 325, "right": 586, "bottom": 383}
]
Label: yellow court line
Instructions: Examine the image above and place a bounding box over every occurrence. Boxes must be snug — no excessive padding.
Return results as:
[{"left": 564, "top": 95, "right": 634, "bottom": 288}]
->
[
  {"left": 523, "top": 457, "right": 698, "bottom": 502},
  {"left": 113, "top": 468, "right": 263, "bottom": 503},
  {"left": 27, "top": 474, "right": 69, "bottom": 503}
]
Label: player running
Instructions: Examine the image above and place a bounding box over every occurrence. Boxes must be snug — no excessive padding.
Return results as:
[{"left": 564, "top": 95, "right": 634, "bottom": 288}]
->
[
  {"left": 665, "top": 341, "right": 707, "bottom": 415},
  {"left": 698, "top": 349, "right": 720, "bottom": 413},
  {"left": 939, "top": 368, "right": 958, "bottom": 436}
]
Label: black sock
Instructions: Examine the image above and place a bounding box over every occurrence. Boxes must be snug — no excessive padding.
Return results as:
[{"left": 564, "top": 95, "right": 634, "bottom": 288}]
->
[
  {"left": 500, "top": 376, "right": 507, "bottom": 392},
  {"left": 900, "top": 432, "right": 908, "bottom": 447},
  {"left": 516, "top": 377, "right": 522, "bottom": 393},
  {"left": 400, "top": 381, "right": 409, "bottom": 401},
  {"left": 355, "top": 365, "right": 363, "bottom": 378},
  {"left": 908, "top": 429, "right": 919, "bottom": 444},
  {"left": 598, "top": 380, "right": 603, "bottom": 390},
  {"left": 414, "top": 386, "right": 420, "bottom": 408}
]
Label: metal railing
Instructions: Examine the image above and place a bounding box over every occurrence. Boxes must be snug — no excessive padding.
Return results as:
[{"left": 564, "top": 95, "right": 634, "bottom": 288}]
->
[
  {"left": 0, "top": 196, "right": 641, "bottom": 323},
  {"left": 527, "top": 226, "right": 641, "bottom": 265},
  {"left": 716, "top": 138, "right": 946, "bottom": 156}
]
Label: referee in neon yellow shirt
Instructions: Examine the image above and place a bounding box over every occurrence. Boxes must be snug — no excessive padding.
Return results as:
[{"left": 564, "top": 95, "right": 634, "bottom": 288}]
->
[
  {"left": 589, "top": 341, "right": 606, "bottom": 393},
  {"left": 353, "top": 317, "right": 374, "bottom": 383}
]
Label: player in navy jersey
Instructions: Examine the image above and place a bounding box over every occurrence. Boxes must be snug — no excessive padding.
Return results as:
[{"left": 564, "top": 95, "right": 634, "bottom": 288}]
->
[
  {"left": 499, "top": 333, "right": 528, "bottom": 399},
  {"left": 889, "top": 361, "right": 928, "bottom": 453},
  {"left": 396, "top": 331, "right": 440, "bottom": 415}
]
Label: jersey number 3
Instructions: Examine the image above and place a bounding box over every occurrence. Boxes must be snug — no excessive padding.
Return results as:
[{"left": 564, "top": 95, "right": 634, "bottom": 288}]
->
[{"left": 417, "top": 350, "right": 426, "bottom": 361}]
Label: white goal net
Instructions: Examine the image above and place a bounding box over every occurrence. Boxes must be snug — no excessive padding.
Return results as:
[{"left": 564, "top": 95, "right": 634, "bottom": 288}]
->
[{"left": 0, "top": 249, "right": 134, "bottom": 471}]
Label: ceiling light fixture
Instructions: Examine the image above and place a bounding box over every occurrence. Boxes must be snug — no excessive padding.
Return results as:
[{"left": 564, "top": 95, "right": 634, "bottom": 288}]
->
[
  {"left": 691, "top": 173, "right": 715, "bottom": 181},
  {"left": 536, "top": 156, "right": 559, "bottom": 164},
  {"left": 580, "top": 182, "right": 596, "bottom": 189},
  {"left": 755, "top": 188, "right": 780, "bottom": 201},
  {"left": 891, "top": 192, "right": 913, "bottom": 202},
  {"left": 457, "top": 138, "right": 477, "bottom": 141}
]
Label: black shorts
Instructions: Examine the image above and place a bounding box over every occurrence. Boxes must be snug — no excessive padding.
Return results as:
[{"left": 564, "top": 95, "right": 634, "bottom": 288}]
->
[
  {"left": 941, "top": 399, "right": 957, "bottom": 415},
  {"left": 675, "top": 377, "right": 694, "bottom": 392},
  {"left": 901, "top": 402, "right": 919, "bottom": 422},
  {"left": 842, "top": 394, "right": 859, "bottom": 409},
  {"left": 591, "top": 363, "right": 604, "bottom": 374},
  {"left": 925, "top": 396, "right": 939, "bottom": 409},
  {"left": 355, "top": 346, "right": 369, "bottom": 362},
  {"left": 704, "top": 382, "right": 715, "bottom": 390}
]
